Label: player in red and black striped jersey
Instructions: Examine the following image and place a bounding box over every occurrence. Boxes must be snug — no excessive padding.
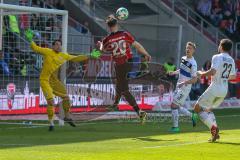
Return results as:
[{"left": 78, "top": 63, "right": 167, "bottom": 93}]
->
[{"left": 98, "top": 15, "right": 151, "bottom": 124}]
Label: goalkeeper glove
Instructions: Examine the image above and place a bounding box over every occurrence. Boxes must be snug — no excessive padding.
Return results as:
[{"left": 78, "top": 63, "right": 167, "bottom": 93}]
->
[
  {"left": 25, "top": 29, "right": 34, "bottom": 42},
  {"left": 90, "top": 49, "right": 101, "bottom": 59}
]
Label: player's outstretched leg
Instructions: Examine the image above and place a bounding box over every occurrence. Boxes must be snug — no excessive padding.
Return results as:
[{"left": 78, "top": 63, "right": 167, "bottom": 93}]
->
[
  {"left": 122, "top": 90, "right": 147, "bottom": 124},
  {"left": 170, "top": 109, "right": 180, "bottom": 133},
  {"left": 62, "top": 97, "right": 76, "bottom": 127},
  {"left": 139, "top": 110, "right": 147, "bottom": 124},
  {"left": 170, "top": 103, "right": 180, "bottom": 133},
  {"left": 208, "top": 112, "right": 219, "bottom": 142},
  {"left": 178, "top": 106, "right": 198, "bottom": 127},
  {"left": 47, "top": 99, "right": 55, "bottom": 131},
  {"left": 194, "top": 104, "right": 219, "bottom": 142},
  {"left": 106, "top": 89, "right": 121, "bottom": 111}
]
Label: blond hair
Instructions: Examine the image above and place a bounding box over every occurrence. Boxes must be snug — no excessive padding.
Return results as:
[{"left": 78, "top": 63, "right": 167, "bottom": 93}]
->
[{"left": 186, "top": 42, "right": 196, "bottom": 49}]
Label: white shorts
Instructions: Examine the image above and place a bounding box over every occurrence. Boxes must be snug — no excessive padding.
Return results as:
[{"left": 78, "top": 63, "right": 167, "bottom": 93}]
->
[
  {"left": 173, "top": 85, "right": 191, "bottom": 106},
  {"left": 197, "top": 86, "right": 226, "bottom": 109}
]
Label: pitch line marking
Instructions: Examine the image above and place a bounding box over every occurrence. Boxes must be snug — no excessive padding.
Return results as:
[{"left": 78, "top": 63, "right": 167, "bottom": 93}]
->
[{"left": 0, "top": 144, "right": 31, "bottom": 146}]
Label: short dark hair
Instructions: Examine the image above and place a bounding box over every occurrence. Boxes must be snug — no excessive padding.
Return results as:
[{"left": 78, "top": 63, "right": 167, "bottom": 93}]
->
[
  {"left": 186, "top": 42, "right": 196, "bottom": 49},
  {"left": 52, "top": 39, "right": 62, "bottom": 46},
  {"left": 106, "top": 14, "right": 118, "bottom": 27},
  {"left": 220, "top": 39, "right": 232, "bottom": 52}
]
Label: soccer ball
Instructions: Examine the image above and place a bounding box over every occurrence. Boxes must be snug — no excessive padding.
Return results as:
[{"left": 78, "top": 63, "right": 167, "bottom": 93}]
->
[{"left": 116, "top": 7, "right": 129, "bottom": 20}]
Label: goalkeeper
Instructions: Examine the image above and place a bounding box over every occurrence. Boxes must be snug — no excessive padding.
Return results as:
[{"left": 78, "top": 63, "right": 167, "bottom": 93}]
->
[{"left": 25, "top": 29, "right": 101, "bottom": 131}]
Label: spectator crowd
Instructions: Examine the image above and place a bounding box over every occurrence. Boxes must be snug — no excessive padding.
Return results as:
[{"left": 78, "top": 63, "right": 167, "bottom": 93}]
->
[
  {"left": 195, "top": 0, "right": 240, "bottom": 42},
  {"left": 0, "top": 0, "right": 90, "bottom": 76}
]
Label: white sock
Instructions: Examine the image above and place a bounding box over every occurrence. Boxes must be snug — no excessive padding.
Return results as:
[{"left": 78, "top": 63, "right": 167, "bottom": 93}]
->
[
  {"left": 49, "top": 120, "right": 54, "bottom": 126},
  {"left": 199, "top": 111, "right": 214, "bottom": 129},
  {"left": 171, "top": 109, "right": 179, "bottom": 128},
  {"left": 208, "top": 112, "right": 217, "bottom": 127},
  {"left": 178, "top": 107, "right": 192, "bottom": 117}
]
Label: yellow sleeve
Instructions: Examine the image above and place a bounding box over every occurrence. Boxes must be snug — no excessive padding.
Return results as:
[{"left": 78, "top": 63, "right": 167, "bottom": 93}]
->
[
  {"left": 30, "top": 41, "right": 50, "bottom": 55},
  {"left": 67, "top": 54, "right": 89, "bottom": 62}
]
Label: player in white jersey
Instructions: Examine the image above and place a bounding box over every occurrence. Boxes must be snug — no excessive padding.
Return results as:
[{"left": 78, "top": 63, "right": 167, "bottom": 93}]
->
[
  {"left": 169, "top": 42, "right": 198, "bottom": 133},
  {"left": 193, "top": 39, "right": 236, "bottom": 142}
]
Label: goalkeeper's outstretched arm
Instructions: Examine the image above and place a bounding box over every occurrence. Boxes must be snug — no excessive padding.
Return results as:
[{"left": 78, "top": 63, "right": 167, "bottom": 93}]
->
[
  {"left": 68, "top": 54, "right": 88, "bottom": 62},
  {"left": 30, "top": 41, "right": 50, "bottom": 55},
  {"left": 68, "top": 49, "right": 102, "bottom": 62},
  {"left": 25, "top": 29, "right": 101, "bottom": 60},
  {"left": 25, "top": 29, "right": 49, "bottom": 55}
]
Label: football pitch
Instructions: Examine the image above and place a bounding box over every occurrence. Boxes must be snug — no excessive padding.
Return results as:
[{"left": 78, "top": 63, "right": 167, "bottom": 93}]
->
[{"left": 0, "top": 109, "right": 240, "bottom": 160}]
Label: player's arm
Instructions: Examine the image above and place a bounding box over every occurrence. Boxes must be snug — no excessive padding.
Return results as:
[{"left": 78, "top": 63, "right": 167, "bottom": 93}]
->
[
  {"left": 25, "top": 29, "right": 48, "bottom": 55},
  {"left": 96, "top": 41, "right": 104, "bottom": 52},
  {"left": 30, "top": 41, "right": 49, "bottom": 55},
  {"left": 132, "top": 41, "right": 151, "bottom": 61},
  {"left": 178, "top": 76, "right": 198, "bottom": 88},
  {"left": 168, "top": 69, "right": 180, "bottom": 76},
  {"left": 229, "top": 74, "right": 236, "bottom": 80},
  {"left": 69, "top": 55, "right": 88, "bottom": 62},
  {"left": 96, "top": 38, "right": 108, "bottom": 53},
  {"left": 197, "top": 68, "right": 216, "bottom": 77},
  {"left": 68, "top": 49, "right": 101, "bottom": 62},
  {"left": 184, "top": 76, "right": 198, "bottom": 85},
  {"left": 197, "top": 55, "right": 218, "bottom": 78}
]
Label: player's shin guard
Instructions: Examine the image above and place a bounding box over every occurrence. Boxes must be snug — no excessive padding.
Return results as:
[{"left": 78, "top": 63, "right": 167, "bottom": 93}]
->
[
  {"left": 208, "top": 112, "right": 217, "bottom": 127},
  {"left": 62, "top": 98, "right": 71, "bottom": 117},
  {"left": 171, "top": 108, "right": 179, "bottom": 128},
  {"left": 122, "top": 91, "right": 140, "bottom": 114},
  {"left": 47, "top": 105, "right": 54, "bottom": 126},
  {"left": 199, "top": 111, "right": 213, "bottom": 129}
]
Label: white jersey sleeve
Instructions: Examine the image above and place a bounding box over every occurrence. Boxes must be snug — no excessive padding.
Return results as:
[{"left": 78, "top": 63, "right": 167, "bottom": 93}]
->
[
  {"left": 211, "top": 55, "right": 220, "bottom": 70},
  {"left": 230, "top": 61, "right": 236, "bottom": 76}
]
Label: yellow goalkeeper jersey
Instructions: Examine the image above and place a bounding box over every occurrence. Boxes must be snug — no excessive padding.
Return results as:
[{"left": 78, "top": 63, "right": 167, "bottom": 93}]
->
[{"left": 31, "top": 42, "right": 88, "bottom": 81}]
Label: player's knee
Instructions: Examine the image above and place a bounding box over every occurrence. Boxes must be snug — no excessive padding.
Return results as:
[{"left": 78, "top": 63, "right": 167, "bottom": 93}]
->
[
  {"left": 63, "top": 96, "right": 70, "bottom": 101},
  {"left": 205, "top": 108, "right": 212, "bottom": 112},
  {"left": 122, "top": 90, "right": 132, "bottom": 97},
  {"left": 62, "top": 97, "right": 71, "bottom": 113},
  {"left": 194, "top": 103, "right": 202, "bottom": 113},
  {"left": 171, "top": 103, "right": 179, "bottom": 109},
  {"left": 47, "top": 99, "right": 54, "bottom": 106}
]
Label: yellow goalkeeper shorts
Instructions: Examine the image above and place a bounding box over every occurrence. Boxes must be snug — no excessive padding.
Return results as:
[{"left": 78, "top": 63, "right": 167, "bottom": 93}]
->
[{"left": 40, "top": 73, "right": 68, "bottom": 101}]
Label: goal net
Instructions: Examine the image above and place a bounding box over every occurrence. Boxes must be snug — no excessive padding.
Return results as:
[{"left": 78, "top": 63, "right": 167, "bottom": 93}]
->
[{"left": 0, "top": 3, "right": 69, "bottom": 125}]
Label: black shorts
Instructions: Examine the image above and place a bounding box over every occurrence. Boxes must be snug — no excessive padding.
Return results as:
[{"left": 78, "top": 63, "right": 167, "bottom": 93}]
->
[{"left": 115, "top": 59, "right": 133, "bottom": 93}]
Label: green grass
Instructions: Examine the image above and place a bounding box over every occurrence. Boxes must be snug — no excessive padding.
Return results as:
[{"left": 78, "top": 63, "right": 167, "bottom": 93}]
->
[{"left": 1, "top": 109, "right": 240, "bottom": 160}]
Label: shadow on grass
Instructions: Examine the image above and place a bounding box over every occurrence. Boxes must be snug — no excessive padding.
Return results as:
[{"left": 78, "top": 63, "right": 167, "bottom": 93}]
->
[{"left": 0, "top": 109, "right": 240, "bottom": 150}]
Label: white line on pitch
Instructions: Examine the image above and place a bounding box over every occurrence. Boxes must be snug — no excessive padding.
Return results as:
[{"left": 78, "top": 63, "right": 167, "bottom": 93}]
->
[
  {"left": 217, "top": 115, "right": 240, "bottom": 118},
  {"left": 0, "top": 144, "right": 30, "bottom": 146},
  {"left": 0, "top": 122, "right": 48, "bottom": 126},
  {"left": 4, "top": 126, "right": 46, "bottom": 130},
  {"left": 0, "top": 121, "right": 127, "bottom": 130},
  {"left": 143, "top": 141, "right": 207, "bottom": 149}
]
